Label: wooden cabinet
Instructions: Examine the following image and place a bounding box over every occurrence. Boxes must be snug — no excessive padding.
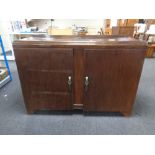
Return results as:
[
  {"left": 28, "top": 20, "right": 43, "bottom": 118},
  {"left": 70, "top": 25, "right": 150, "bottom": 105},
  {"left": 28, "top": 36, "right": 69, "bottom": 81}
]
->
[{"left": 13, "top": 36, "right": 146, "bottom": 116}]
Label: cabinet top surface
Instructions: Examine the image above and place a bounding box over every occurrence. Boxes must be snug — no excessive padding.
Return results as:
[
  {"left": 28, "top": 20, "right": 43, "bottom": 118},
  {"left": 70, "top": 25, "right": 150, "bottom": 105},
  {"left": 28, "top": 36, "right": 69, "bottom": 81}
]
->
[{"left": 13, "top": 35, "right": 147, "bottom": 47}]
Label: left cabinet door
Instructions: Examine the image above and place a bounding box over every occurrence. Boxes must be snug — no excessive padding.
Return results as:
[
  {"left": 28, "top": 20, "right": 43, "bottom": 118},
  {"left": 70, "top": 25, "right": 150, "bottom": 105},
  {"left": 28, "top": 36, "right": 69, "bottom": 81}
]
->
[{"left": 14, "top": 47, "right": 74, "bottom": 113}]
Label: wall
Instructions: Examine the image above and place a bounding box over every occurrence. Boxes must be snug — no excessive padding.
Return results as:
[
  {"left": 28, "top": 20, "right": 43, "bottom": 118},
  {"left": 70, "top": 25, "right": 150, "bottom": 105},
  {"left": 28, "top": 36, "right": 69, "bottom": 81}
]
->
[
  {"left": 53, "top": 19, "right": 104, "bottom": 34},
  {"left": 110, "top": 19, "right": 117, "bottom": 28},
  {"left": 0, "top": 21, "right": 12, "bottom": 54},
  {"left": 28, "top": 19, "right": 104, "bottom": 35}
]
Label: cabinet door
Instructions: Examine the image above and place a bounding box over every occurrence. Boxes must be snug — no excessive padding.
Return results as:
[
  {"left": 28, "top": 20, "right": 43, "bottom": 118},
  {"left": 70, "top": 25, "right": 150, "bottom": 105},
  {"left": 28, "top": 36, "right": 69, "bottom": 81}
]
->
[
  {"left": 15, "top": 47, "right": 73, "bottom": 112},
  {"left": 83, "top": 48, "right": 145, "bottom": 113}
]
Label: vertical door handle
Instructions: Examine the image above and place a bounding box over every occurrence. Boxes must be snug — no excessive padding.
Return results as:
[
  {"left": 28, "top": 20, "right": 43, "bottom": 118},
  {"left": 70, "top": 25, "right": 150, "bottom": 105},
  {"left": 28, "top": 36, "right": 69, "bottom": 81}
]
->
[
  {"left": 68, "top": 76, "right": 72, "bottom": 92},
  {"left": 84, "top": 76, "right": 89, "bottom": 92}
]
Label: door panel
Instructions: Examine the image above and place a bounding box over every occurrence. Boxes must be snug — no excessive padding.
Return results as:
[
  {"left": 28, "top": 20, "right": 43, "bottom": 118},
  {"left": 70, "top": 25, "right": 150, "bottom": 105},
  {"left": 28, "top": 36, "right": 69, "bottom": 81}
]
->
[
  {"left": 29, "top": 92, "right": 71, "bottom": 110},
  {"left": 15, "top": 47, "right": 73, "bottom": 111},
  {"left": 83, "top": 48, "right": 145, "bottom": 112},
  {"left": 26, "top": 48, "right": 73, "bottom": 70},
  {"left": 28, "top": 70, "right": 72, "bottom": 92}
]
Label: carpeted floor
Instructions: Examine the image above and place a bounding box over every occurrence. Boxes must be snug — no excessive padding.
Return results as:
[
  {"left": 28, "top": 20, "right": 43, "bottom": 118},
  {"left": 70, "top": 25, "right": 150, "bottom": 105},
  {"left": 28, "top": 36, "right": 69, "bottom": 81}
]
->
[{"left": 0, "top": 59, "right": 155, "bottom": 135}]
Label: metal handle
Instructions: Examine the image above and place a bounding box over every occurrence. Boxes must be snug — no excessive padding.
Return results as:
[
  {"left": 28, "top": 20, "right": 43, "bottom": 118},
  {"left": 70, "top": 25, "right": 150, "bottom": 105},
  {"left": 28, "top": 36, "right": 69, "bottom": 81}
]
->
[
  {"left": 84, "top": 76, "right": 89, "bottom": 92},
  {"left": 68, "top": 76, "right": 72, "bottom": 92}
]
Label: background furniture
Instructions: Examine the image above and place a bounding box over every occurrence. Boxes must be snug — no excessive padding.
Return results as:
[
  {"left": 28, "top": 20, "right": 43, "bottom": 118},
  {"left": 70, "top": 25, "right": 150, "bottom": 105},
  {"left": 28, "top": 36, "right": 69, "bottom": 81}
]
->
[
  {"left": 48, "top": 27, "right": 73, "bottom": 35},
  {"left": 146, "top": 44, "right": 155, "bottom": 58},
  {"left": 104, "top": 19, "right": 112, "bottom": 35},
  {"left": 145, "top": 26, "right": 155, "bottom": 58},
  {"left": 133, "top": 24, "right": 147, "bottom": 39},
  {"left": 117, "top": 19, "right": 139, "bottom": 26},
  {"left": 112, "top": 26, "right": 135, "bottom": 37},
  {"left": 0, "top": 35, "right": 12, "bottom": 88},
  {"left": 13, "top": 35, "right": 146, "bottom": 116}
]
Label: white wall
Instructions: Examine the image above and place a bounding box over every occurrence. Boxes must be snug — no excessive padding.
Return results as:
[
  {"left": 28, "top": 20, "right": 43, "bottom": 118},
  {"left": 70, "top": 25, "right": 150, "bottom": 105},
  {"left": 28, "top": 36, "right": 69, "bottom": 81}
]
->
[
  {"left": 110, "top": 19, "right": 117, "bottom": 28},
  {"left": 0, "top": 21, "right": 13, "bottom": 53},
  {"left": 53, "top": 19, "right": 104, "bottom": 28}
]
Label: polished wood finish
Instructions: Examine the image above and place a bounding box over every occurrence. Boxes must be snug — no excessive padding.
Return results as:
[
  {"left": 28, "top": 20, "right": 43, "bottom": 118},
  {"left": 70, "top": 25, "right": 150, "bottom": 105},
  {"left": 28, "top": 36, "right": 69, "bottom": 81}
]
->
[
  {"left": 83, "top": 48, "right": 145, "bottom": 115},
  {"left": 13, "top": 35, "right": 146, "bottom": 48},
  {"left": 14, "top": 47, "right": 73, "bottom": 113},
  {"left": 13, "top": 35, "right": 146, "bottom": 116}
]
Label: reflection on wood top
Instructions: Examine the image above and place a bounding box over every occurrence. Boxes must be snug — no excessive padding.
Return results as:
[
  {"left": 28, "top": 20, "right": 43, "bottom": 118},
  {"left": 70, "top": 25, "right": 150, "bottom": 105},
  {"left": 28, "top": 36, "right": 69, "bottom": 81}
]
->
[{"left": 13, "top": 35, "right": 147, "bottom": 48}]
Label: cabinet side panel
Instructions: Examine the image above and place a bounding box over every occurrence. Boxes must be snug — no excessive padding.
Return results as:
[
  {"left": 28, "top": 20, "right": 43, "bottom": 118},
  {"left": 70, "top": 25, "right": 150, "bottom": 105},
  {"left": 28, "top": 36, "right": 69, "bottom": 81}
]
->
[{"left": 14, "top": 48, "right": 30, "bottom": 112}]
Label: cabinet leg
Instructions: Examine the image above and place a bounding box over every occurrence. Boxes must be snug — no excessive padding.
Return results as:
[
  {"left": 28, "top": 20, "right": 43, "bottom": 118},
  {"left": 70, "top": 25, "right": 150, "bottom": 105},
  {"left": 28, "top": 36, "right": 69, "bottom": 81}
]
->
[
  {"left": 122, "top": 111, "right": 131, "bottom": 117},
  {"left": 26, "top": 108, "right": 35, "bottom": 114}
]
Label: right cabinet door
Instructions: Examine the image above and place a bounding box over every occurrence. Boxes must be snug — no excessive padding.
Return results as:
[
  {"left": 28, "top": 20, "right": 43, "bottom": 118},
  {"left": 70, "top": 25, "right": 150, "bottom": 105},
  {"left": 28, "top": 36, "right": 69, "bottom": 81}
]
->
[{"left": 83, "top": 48, "right": 145, "bottom": 113}]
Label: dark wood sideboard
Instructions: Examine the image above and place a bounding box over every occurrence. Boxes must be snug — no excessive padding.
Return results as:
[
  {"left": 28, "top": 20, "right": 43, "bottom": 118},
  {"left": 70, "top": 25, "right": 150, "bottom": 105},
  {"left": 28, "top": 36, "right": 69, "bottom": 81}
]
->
[{"left": 13, "top": 35, "right": 146, "bottom": 116}]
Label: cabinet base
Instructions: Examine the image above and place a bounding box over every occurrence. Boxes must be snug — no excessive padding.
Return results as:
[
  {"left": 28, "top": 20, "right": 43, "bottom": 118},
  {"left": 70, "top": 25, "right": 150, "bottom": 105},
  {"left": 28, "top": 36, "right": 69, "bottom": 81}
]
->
[
  {"left": 25, "top": 108, "right": 132, "bottom": 116},
  {"left": 121, "top": 111, "right": 131, "bottom": 117},
  {"left": 26, "top": 108, "right": 35, "bottom": 114}
]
